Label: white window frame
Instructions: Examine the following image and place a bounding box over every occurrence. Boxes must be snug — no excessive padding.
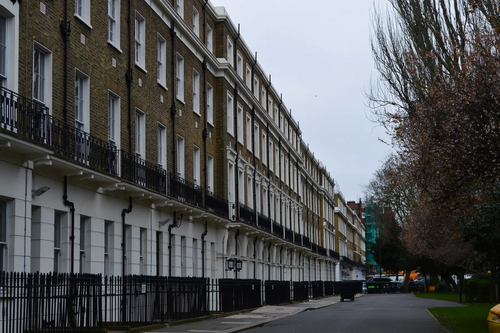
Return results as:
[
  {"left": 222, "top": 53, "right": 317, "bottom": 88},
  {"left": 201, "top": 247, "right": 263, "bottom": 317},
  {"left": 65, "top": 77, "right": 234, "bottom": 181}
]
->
[
  {"left": 262, "top": 132, "right": 267, "bottom": 165},
  {"left": 75, "top": 70, "right": 90, "bottom": 132},
  {"left": 135, "top": 12, "right": 145, "bottom": 69},
  {"left": 177, "top": 135, "right": 185, "bottom": 178},
  {"left": 261, "top": 87, "right": 266, "bottom": 108},
  {"left": 207, "top": 84, "right": 213, "bottom": 125},
  {"left": 253, "top": 77, "right": 259, "bottom": 99},
  {"left": 236, "top": 51, "right": 243, "bottom": 77},
  {"left": 246, "top": 113, "right": 252, "bottom": 151},
  {"left": 274, "top": 106, "right": 279, "bottom": 125},
  {"left": 206, "top": 25, "right": 213, "bottom": 53},
  {"left": 192, "top": 7, "right": 199, "bottom": 37},
  {"left": 276, "top": 147, "right": 280, "bottom": 177},
  {"left": 256, "top": 181, "right": 261, "bottom": 213},
  {"left": 247, "top": 175, "right": 253, "bottom": 208},
  {"left": 0, "top": 14, "right": 7, "bottom": 87},
  {"left": 176, "top": 54, "right": 184, "bottom": 101},
  {"left": 227, "top": 92, "right": 234, "bottom": 136},
  {"left": 158, "top": 124, "right": 166, "bottom": 168},
  {"left": 227, "top": 37, "right": 234, "bottom": 66},
  {"left": 139, "top": 228, "right": 146, "bottom": 275},
  {"left": 79, "top": 216, "right": 87, "bottom": 273},
  {"left": 104, "top": 221, "right": 112, "bottom": 276},
  {"left": 268, "top": 97, "right": 273, "bottom": 114},
  {"left": 254, "top": 124, "right": 260, "bottom": 159},
  {"left": 207, "top": 154, "right": 214, "bottom": 192},
  {"left": 0, "top": 200, "right": 7, "bottom": 271},
  {"left": 54, "top": 212, "right": 62, "bottom": 273},
  {"left": 263, "top": 187, "right": 268, "bottom": 216},
  {"left": 193, "top": 145, "right": 200, "bottom": 186},
  {"left": 246, "top": 64, "right": 252, "bottom": 88},
  {"left": 108, "top": 0, "right": 121, "bottom": 49},
  {"left": 135, "top": 109, "right": 145, "bottom": 157},
  {"left": 193, "top": 69, "right": 200, "bottom": 114},
  {"left": 75, "top": 0, "right": 92, "bottom": 27},
  {"left": 237, "top": 104, "right": 243, "bottom": 144},
  {"left": 269, "top": 141, "right": 274, "bottom": 172},
  {"left": 157, "top": 34, "right": 167, "bottom": 87},
  {"left": 108, "top": 91, "right": 120, "bottom": 148},
  {"left": 33, "top": 43, "right": 53, "bottom": 110},
  {"left": 238, "top": 168, "right": 244, "bottom": 204},
  {"left": 176, "top": 0, "right": 184, "bottom": 18}
]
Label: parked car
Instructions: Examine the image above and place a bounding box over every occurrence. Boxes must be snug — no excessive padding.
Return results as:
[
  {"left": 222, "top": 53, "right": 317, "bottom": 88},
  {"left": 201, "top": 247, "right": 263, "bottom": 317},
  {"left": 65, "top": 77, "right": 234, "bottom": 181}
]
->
[
  {"left": 408, "top": 279, "right": 426, "bottom": 293},
  {"left": 366, "top": 277, "right": 402, "bottom": 293}
]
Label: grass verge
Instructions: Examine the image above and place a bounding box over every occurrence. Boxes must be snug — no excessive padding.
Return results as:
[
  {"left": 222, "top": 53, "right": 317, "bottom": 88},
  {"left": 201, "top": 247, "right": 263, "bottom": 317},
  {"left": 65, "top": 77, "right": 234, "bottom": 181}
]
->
[{"left": 415, "top": 292, "right": 493, "bottom": 333}]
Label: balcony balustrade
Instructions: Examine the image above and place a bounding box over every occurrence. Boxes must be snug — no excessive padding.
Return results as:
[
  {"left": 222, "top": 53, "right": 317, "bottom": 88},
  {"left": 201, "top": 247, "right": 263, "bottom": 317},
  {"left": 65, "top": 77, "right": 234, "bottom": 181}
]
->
[
  {"left": 205, "top": 191, "right": 229, "bottom": 218},
  {"left": 1, "top": 87, "right": 118, "bottom": 175},
  {"left": 256, "top": 213, "right": 272, "bottom": 233},
  {"left": 284, "top": 227, "right": 294, "bottom": 243},
  {"left": 293, "top": 232, "right": 302, "bottom": 246},
  {"left": 317, "top": 245, "right": 327, "bottom": 257},
  {"left": 272, "top": 221, "right": 283, "bottom": 238},
  {"left": 121, "top": 151, "right": 166, "bottom": 193},
  {"left": 239, "top": 203, "right": 256, "bottom": 226},
  {"left": 302, "top": 236, "right": 311, "bottom": 249},
  {"left": 329, "top": 249, "right": 340, "bottom": 260},
  {"left": 170, "top": 174, "right": 202, "bottom": 207}
]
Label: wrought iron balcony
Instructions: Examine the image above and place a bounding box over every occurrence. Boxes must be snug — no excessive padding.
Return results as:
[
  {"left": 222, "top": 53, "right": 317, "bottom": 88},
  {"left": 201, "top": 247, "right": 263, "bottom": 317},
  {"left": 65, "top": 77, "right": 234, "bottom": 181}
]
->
[
  {"left": 302, "top": 236, "right": 311, "bottom": 249},
  {"left": 1, "top": 87, "right": 118, "bottom": 175},
  {"left": 120, "top": 151, "right": 166, "bottom": 193},
  {"left": 256, "top": 213, "right": 272, "bottom": 233},
  {"left": 205, "top": 191, "right": 229, "bottom": 218},
  {"left": 317, "top": 245, "right": 328, "bottom": 257},
  {"left": 329, "top": 249, "right": 340, "bottom": 260},
  {"left": 311, "top": 243, "right": 319, "bottom": 254},
  {"left": 293, "top": 231, "right": 302, "bottom": 246},
  {"left": 169, "top": 174, "right": 202, "bottom": 207},
  {"left": 239, "top": 203, "right": 256, "bottom": 226},
  {"left": 341, "top": 255, "right": 359, "bottom": 266},
  {"left": 284, "top": 227, "right": 294, "bottom": 243},
  {"left": 272, "top": 221, "right": 283, "bottom": 238}
]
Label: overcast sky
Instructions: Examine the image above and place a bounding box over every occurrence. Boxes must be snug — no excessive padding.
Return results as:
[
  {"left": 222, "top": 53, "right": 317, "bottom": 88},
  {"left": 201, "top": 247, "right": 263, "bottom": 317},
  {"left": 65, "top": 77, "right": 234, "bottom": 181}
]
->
[{"left": 212, "top": 0, "right": 392, "bottom": 201}]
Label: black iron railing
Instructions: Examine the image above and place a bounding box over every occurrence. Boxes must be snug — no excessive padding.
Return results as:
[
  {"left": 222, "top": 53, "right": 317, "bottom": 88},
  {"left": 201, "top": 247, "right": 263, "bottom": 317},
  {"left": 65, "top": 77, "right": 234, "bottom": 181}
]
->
[
  {"left": 218, "top": 279, "right": 261, "bottom": 312},
  {"left": 0, "top": 87, "right": 118, "bottom": 175},
  {"left": 316, "top": 245, "right": 327, "bottom": 256},
  {"left": 120, "top": 151, "right": 166, "bottom": 193},
  {"left": 257, "top": 213, "right": 272, "bottom": 233},
  {"left": 0, "top": 271, "right": 102, "bottom": 333},
  {"left": 303, "top": 236, "right": 311, "bottom": 249},
  {"left": 272, "top": 221, "right": 283, "bottom": 238},
  {"left": 239, "top": 203, "right": 256, "bottom": 226},
  {"left": 311, "top": 243, "right": 319, "bottom": 254},
  {"left": 205, "top": 191, "right": 229, "bottom": 218},
  {"left": 341, "top": 256, "right": 359, "bottom": 266},
  {"left": 293, "top": 232, "right": 302, "bottom": 246},
  {"left": 284, "top": 227, "right": 294, "bottom": 243},
  {"left": 329, "top": 249, "right": 340, "bottom": 260},
  {"left": 169, "top": 174, "right": 202, "bottom": 206},
  {"left": 264, "top": 280, "right": 290, "bottom": 305}
]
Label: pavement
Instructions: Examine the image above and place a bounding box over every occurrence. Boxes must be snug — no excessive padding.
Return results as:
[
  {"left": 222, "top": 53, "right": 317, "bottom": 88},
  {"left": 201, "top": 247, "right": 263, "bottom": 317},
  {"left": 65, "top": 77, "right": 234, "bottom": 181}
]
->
[{"left": 146, "top": 294, "right": 360, "bottom": 333}]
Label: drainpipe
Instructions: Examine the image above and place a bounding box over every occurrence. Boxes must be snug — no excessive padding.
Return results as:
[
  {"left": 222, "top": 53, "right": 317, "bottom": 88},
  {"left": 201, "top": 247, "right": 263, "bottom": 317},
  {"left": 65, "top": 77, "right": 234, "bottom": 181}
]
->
[
  {"left": 170, "top": 21, "right": 177, "bottom": 177},
  {"left": 280, "top": 246, "right": 283, "bottom": 280},
  {"left": 267, "top": 243, "right": 271, "bottom": 280},
  {"left": 62, "top": 176, "right": 75, "bottom": 274},
  {"left": 233, "top": 86, "right": 239, "bottom": 218},
  {"left": 126, "top": 0, "right": 133, "bottom": 153},
  {"left": 201, "top": 221, "right": 207, "bottom": 278},
  {"left": 202, "top": 57, "right": 208, "bottom": 203},
  {"left": 253, "top": 237, "right": 257, "bottom": 279},
  {"left": 168, "top": 211, "right": 180, "bottom": 277},
  {"left": 234, "top": 229, "right": 239, "bottom": 279},
  {"left": 251, "top": 106, "right": 257, "bottom": 215},
  {"left": 60, "top": 0, "right": 71, "bottom": 124},
  {"left": 121, "top": 197, "right": 133, "bottom": 322}
]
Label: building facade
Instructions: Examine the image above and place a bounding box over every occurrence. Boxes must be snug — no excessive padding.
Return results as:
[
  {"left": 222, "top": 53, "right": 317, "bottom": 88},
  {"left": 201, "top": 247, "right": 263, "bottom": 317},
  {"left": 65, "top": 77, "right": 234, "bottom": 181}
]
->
[{"left": 0, "top": 0, "right": 364, "bottom": 282}]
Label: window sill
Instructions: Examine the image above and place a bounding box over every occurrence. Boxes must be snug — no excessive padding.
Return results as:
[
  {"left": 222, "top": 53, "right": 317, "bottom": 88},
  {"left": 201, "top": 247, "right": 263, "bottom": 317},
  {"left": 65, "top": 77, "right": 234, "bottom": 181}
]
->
[
  {"left": 135, "top": 63, "right": 147, "bottom": 74},
  {"left": 176, "top": 97, "right": 185, "bottom": 105},
  {"left": 157, "top": 81, "right": 168, "bottom": 91},
  {"left": 193, "top": 110, "right": 201, "bottom": 117},
  {"left": 108, "top": 41, "right": 123, "bottom": 54},
  {"left": 74, "top": 14, "right": 93, "bottom": 30}
]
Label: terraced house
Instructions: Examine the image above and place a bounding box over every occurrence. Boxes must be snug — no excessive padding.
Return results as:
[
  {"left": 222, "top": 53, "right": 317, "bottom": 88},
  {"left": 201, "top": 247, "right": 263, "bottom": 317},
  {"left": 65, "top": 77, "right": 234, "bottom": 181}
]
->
[{"left": 0, "top": 0, "right": 366, "bottom": 330}]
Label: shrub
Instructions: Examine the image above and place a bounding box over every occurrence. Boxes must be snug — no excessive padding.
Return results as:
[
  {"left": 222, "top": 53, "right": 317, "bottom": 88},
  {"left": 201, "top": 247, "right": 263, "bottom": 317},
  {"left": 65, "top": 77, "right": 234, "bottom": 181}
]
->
[
  {"left": 465, "top": 278, "right": 490, "bottom": 303},
  {"left": 435, "top": 281, "right": 449, "bottom": 293}
]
